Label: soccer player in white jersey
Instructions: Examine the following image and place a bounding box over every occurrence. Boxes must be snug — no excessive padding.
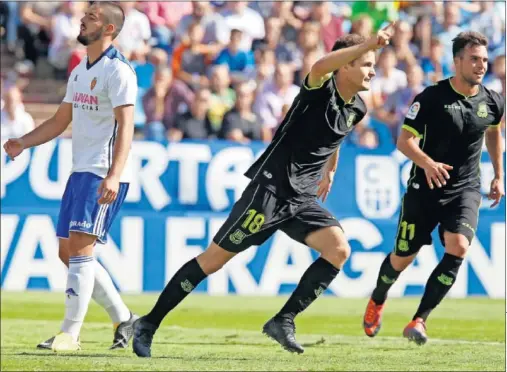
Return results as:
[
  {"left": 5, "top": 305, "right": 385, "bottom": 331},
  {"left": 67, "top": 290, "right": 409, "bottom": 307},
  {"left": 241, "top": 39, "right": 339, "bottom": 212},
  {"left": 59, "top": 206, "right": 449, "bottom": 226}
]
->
[{"left": 4, "top": 2, "right": 138, "bottom": 352}]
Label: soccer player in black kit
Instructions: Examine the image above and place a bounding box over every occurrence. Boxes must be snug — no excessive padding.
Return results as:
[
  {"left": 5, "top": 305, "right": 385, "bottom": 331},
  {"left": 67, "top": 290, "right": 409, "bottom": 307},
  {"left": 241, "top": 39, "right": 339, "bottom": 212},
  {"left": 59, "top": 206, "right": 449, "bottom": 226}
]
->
[
  {"left": 363, "top": 31, "right": 505, "bottom": 345},
  {"left": 132, "top": 23, "right": 396, "bottom": 357}
]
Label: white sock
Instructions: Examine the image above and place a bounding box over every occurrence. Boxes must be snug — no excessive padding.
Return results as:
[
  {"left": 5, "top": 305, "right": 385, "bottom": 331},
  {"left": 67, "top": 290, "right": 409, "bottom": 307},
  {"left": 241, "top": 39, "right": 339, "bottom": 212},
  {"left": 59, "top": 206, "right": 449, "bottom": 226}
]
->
[
  {"left": 61, "top": 256, "right": 95, "bottom": 341},
  {"left": 92, "top": 260, "right": 131, "bottom": 324}
]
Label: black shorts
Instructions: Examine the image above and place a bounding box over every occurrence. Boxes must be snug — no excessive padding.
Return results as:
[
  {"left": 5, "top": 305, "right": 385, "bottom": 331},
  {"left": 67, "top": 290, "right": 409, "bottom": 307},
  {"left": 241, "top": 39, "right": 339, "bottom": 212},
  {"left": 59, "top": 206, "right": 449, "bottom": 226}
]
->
[
  {"left": 213, "top": 182, "right": 342, "bottom": 253},
  {"left": 393, "top": 189, "right": 481, "bottom": 257}
]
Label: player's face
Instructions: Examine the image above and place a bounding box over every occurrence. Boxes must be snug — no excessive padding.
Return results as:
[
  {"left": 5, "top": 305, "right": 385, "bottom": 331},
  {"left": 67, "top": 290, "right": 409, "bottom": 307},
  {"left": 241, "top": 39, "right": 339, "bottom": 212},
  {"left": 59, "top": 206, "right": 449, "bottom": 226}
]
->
[
  {"left": 347, "top": 51, "right": 376, "bottom": 91},
  {"left": 455, "top": 45, "right": 488, "bottom": 86},
  {"left": 77, "top": 5, "right": 110, "bottom": 46}
]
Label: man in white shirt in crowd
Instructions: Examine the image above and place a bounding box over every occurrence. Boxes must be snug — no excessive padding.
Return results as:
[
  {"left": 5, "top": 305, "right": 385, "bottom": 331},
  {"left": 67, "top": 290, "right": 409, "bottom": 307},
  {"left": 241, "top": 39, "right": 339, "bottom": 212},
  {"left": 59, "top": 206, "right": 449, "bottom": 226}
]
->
[
  {"left": 0, "top": 87, "right": 35, "bottom": 138},
  {"left": 4, "top": 1, "right": 138, "bottom": 353}
]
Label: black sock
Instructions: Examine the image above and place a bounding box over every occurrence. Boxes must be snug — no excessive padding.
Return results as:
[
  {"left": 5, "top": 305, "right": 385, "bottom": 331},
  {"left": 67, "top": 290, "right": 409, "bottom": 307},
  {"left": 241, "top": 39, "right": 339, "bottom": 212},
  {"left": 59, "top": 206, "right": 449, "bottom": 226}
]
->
[
  {"left": 144, "top": 258, "right": 207, "bottom": 328},
  {"left": 371, "top": 253, "right": 402, "bottom": 305},
  {"left": 276, "top": 257, "right": 339, "bottom": 321},
  {"left": 414, "top": 253, "right": 463, "bottom": 321}
]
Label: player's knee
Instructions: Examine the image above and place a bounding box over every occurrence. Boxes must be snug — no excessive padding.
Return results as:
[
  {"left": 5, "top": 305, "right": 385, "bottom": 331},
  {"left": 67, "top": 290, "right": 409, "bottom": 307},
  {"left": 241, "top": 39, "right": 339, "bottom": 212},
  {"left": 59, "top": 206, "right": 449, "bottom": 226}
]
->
[
  {"left": 443, "top": 232, "right": 469, "bottom": 258},
  {"left": 322, "top": 243, "right": 350, "bottom": 269},
  {"left": 58, "top": 239, "right": 69, "bottom": 267},
  {"left": 197, "top": 242, "right": 236, "bottom": 275},
  {"left": 390, "top": 253, "right": 416, "bottom": 272},
  {"left": 67, "top": 232, "right": 96, "bottom": 256}
]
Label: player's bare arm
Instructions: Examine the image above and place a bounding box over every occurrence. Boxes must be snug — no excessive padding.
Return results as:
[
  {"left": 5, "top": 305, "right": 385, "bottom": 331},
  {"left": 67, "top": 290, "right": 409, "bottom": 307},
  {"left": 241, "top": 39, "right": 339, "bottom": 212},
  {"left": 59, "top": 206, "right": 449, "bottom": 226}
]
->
[
  {"left": 485, "top": 124, "right": 504, "bottom": 207},
  {"left": 317, "top": 146, "right": 340, "bottom": 202},
  {"left": 307, "top": 21, "right": 396, "bottom": 88},
  {"left": 3, "top": 102, "right": 72, "bottom": 160},
  {"left": 98, "top": 104, "right": 134, "bottom": 205},
  {"left": 397, "top": 129, "right": 453, "bottom": 190}
]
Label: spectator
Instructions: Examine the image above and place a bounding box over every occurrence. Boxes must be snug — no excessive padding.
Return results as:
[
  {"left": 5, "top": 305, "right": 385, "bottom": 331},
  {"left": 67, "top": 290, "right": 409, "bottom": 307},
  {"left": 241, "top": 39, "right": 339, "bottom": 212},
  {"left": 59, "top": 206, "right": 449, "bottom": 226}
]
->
[
  {"left": 270, "top": 1, "right": 302, "bottom": 44},
  {"left": 214, "top": 29, "right": 255, "bottom": 83},
  {"left": 48, "top": 2, "right": 83, "bottom": 79},
  {"left": 295, "top": 48, "right": 321, "bottom": 86},
  {"left": 172, "top": 22, "right": 211, "bottom": 90},
  {"left": 18, "top": 2, "right": 60, "bottom": 66},
  {"left": 310, "top": 2, "right": 344, "bottom": 53},
  {"left": 135, "top": 48, "right": 169, "bottom": 91},
  {"left": 219, "top": 81, "right": 264, "bottom": 142},
  {"left": 420, "top": 38, "right": 453, "bottom": 86},
  {"left": 435, "top": 3, "right": 464, "bottom": 68},
  {"left": 485, "top": 55, "right": 506, "bottom": 95},
  {"left": 374, "top": 64, "right": 425, "bottom": 141},
  {"left": 254, "top": 62, "right": 299, "bottom": 135},
  {"left": 221, "top": 1, "right": 265, "bottom": 51},
  {"left": 1, "top": 87, "right": 34, "bottom": 138},
  {"left": 67, "top": 45, "right": 86, "bottom": 76},
  {"left": 392, "top": 20, "right": 418, "bottom": 71},
  {"left": 470, "top": 1, "right": 505, "bottom": 52},
  {"left": 349, "top": 14, "right": 374, "bottom": 38},
  {"left": 252, "top": 16, "right": 297, "bottom": 67},
  {"left": 208, "top": 65, "right": 236, "bottom": 132},
  {"left": 169, "top": 88, "right": 213, "bottom": 141},
  {"left": 370, "top": 47, "right": 407, "bottom": 108},
  {"left": 175, "top": 1, "right": 229, "bottom": 55},
  {"left": 358, "top": 128, "right": 379, "bottom": 150},
  {"left": 293, "top": 21, "right": 325, "bottom": 71},
  {"left": 249, "top": 46, "right": 276, "bottom": 92},
  {"left": 116, "top": 1, "right": 151, "bottom": 60},
  {"left": 141, "top": 1, "right": 192, "bottom": 47},
  {"left": 412, "top": 15, "right": 432, "bottom": 59},
  {"left": 142, "top": 67, "right": 195, "bottom": 140}
]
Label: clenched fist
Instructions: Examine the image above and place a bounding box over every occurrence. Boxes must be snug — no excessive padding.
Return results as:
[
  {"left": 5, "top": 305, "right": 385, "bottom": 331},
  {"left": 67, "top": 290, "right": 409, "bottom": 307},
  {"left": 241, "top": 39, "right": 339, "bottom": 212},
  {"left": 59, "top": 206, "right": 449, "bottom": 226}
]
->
[
  {"left": 3, "top": 138, "right": 25, "bottom": 160},
  {"left": 366, "top": 21, "right": 396, "bottom": 50}
]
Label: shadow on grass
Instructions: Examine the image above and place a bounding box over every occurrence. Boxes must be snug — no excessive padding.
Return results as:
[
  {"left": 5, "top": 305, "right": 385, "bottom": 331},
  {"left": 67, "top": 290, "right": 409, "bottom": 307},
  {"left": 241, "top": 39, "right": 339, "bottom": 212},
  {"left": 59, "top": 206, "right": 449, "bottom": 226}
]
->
[{"left": 12, "top": 351, "right": 254, "bottom": 361}]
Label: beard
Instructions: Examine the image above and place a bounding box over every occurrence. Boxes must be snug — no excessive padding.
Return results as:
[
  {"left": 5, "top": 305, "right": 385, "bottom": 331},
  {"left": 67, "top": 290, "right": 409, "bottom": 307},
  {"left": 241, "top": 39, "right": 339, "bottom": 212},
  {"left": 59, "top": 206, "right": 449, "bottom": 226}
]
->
[
  {"left": 77, "top": 28, "right": 103, "bottom": 46},
  {"left": 463, "top": 73, "right": 483, "bottom": 87}
]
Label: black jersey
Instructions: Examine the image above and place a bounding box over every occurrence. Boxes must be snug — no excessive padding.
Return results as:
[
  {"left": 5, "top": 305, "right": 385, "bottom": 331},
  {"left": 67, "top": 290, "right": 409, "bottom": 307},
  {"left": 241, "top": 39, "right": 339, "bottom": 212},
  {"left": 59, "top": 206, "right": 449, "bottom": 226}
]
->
[
  {"left": 402, "top": 78, "right": 505, "bottom": 196},
  {"left": 245, "top": 74, "right": 367, "bottom": 202}
]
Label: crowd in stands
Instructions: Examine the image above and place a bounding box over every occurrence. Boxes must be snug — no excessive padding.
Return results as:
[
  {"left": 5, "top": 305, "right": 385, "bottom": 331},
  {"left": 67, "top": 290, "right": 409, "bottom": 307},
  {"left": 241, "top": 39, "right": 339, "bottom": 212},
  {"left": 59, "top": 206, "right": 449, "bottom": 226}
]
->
[{"left": 1, "top": 1, "right": 505, "bottom": 149}]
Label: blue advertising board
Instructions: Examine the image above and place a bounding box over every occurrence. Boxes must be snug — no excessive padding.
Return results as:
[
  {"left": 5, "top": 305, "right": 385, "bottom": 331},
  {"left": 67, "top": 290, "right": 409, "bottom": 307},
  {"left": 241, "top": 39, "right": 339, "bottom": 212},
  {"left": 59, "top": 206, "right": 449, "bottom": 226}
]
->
[{"left": 1, "top": 139, "right": 504, "bottom": 297}]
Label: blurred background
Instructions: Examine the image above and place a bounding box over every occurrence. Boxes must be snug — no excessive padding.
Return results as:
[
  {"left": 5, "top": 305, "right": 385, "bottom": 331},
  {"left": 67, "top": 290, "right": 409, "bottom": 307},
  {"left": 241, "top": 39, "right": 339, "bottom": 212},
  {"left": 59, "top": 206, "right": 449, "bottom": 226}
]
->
[{"left": 0, "top": 1, "right": 505, "bottom": 298}]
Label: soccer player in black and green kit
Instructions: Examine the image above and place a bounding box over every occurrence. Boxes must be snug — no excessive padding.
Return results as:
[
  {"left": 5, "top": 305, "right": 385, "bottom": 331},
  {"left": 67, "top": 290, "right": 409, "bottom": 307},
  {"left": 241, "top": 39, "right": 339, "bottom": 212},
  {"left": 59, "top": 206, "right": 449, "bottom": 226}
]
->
[
  {"left": 363, "top": 31, "right": 505, "bottom": 345},
  {"left": 132, "top": 23, "right": 397, "bottom": 357}
]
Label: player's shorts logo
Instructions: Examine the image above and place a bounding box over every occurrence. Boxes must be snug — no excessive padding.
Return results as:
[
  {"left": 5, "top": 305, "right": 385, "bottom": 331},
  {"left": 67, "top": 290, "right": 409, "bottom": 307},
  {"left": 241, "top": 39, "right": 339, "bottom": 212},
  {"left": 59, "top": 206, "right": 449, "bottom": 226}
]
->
[
  {"left": 229, "top": 229, "right": 246, "bottom": 244},
  {"left": 477, "top": 102, "right": 488, "bottom": 118},
  {"left": 406, "top": 102, "right": 420, "bottom": 120},
  {"left": 346, "top": 113, "right": 356, "bottom": 127},
  {"left": 90, "top": 77, "right": 97, "bottom": 91}
]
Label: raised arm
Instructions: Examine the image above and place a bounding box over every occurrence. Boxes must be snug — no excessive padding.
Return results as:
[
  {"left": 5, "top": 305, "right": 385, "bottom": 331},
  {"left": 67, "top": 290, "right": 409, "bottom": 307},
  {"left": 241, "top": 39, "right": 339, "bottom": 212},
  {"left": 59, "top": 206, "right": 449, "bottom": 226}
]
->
[{"left": 307, "top": 22, "right": 396, "bottom": 88}]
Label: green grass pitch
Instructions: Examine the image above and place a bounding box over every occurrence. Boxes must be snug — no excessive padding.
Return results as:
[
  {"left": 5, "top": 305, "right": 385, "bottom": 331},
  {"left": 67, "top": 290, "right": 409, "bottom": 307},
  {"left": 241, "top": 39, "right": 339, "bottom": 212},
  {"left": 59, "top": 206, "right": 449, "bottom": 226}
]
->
[{"left": 1, "top": 291, "right": 505, "bottom": 371}]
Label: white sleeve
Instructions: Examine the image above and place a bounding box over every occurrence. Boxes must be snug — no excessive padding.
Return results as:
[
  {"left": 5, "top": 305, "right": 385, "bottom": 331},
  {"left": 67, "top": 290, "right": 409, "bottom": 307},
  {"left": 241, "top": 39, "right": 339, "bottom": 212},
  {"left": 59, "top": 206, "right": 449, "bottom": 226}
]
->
[
  {"left": 107, "top": 63, "right": 138, "bottom": 108},
  {"left": 63, "top": 73, "right": 75, "bottom": 103}
]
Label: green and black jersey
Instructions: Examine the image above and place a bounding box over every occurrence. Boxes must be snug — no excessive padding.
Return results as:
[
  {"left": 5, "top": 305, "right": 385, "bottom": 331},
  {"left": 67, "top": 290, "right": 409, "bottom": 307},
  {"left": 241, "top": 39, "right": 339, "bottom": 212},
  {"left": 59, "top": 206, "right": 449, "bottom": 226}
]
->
[
  {"left": 402, "top": 78, "right": 505, "bottom": 197},
  {"left": 245, "top": 74, "right": 367, "bottom": 203}
]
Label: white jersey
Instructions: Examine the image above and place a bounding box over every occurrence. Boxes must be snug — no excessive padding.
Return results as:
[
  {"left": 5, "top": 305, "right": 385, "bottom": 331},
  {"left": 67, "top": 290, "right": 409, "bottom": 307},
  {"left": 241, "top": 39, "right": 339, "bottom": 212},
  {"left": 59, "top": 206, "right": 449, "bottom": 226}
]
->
[{"left": 63, "top": 45, "right": 137, "bottom": 183}]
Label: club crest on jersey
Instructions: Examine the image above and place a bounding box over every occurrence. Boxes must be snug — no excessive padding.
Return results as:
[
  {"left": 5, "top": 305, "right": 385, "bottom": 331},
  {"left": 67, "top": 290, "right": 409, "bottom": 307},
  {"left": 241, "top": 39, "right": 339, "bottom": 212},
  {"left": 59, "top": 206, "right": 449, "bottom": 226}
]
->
[
  {"left": 477, "top": 102, "right": 488, "bottom": 118},
  {"left": 346, "top": 113, "right": 356, "bottom": 127},
  {"left": 406, "top": 102, "right": 420, "bottom": 120},
  {"left": 90, "top": 77, "right": 97, "bottom": 91}
]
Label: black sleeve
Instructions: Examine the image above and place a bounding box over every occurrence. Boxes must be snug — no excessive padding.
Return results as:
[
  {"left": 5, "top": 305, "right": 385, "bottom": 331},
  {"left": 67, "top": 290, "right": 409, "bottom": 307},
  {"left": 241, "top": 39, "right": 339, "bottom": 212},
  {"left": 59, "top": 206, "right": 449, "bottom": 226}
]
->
[
  {"left": 401, "top": 88, "right": 432, "bottom": 138},
  {"left": 298, "top": 73, "right": 333, "bottom": 102},
  {"left": 490, "top": 91, "right": 505, "bottom": 126}
]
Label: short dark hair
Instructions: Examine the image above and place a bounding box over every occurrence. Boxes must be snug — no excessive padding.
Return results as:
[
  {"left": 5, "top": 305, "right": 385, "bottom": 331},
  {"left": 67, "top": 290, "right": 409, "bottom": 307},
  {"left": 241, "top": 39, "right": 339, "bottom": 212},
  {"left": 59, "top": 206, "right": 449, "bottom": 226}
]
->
[
  {"left": 332, "top": 34, "right": 366, "bottom": 52},
  {"left": 96, "top": 1, "right": 125, "bottom": 40},
  {"left": 452, "top": 31, "right": 488, "bottom": 58}
]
